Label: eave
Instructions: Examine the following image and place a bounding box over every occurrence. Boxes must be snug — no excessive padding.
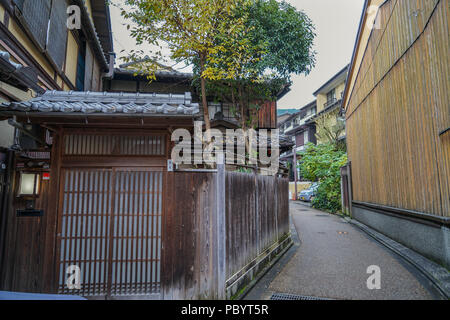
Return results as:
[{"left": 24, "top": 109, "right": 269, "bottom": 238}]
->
[
  {"left": 313, "top": 64, "right": 350, "bottom": 97},
  {"left": 72, "top": 0, "right": 110, "bottom": 71}
]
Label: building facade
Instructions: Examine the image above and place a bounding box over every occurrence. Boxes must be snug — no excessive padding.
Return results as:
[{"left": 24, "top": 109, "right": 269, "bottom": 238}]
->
[
  {"left": 0, "top": 0, "right": 114, "bottom": 148},
  {"left": 312, "top": 64, "right": 349, "bottom": 146},
  {"left": 0, "top": 1, "right": 292, "bottom": 299},
  {"left": 279, "top": 101, "right": 317, "bottom": 186},
  {"left": 343, "top": 0, "right": 449, "bottom": 268}
]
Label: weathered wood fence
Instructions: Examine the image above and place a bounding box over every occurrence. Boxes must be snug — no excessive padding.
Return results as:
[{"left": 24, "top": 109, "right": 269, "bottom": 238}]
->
[{"left": 163, "top": 168, "right": 290, "bottom": 300}]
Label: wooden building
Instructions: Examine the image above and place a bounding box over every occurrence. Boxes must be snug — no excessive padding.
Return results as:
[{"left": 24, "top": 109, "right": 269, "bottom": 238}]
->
[
  {"left": 0, "top": 0, "right": 114, "bottom": 215},
  {"left": 342, "top": 0, "right": 449, "bottom": 268},
  {"left": 105, "top": 61, "right": 286, "bottom": 130},
  {"left": 0, "top": 91, "right": 291, "bottom": 299},
  {"left": 0, "top": 1, "right": 291, "bottom": 299},
  {"left": 0, "top": 0, "right": 113, "bottom": 100}
]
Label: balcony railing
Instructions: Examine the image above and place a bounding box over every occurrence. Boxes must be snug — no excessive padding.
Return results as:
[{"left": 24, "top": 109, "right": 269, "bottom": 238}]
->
[{"left": 324, "top": 98, "right": 340, "bottom": 109}]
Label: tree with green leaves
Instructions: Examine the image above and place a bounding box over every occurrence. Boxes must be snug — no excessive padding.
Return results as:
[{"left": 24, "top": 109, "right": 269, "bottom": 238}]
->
[
  {"left": 197, "top": 0, "right": 316, "bottom": 130},
  {"left": 315, "top": 109, "right": 346, "bottom": 151},
  {"left": 120, "top": 0, "right": 264, "bottom": 136},
  {"left": 299, "top": 143, "right": 347, "bottom": 213},
  {"left": 121, "top": 0, "right": 316, "bottom": 132}
]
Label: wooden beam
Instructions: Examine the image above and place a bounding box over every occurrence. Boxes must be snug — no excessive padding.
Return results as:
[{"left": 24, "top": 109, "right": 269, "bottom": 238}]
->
[{"left": 216, "top": 153, "right": 226, "bottom": 299}]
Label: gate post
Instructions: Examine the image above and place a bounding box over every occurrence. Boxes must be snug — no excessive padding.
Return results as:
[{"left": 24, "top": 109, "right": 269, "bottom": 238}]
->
[{"left": 216, "top": 153, "right": 226, "bottom": 299}]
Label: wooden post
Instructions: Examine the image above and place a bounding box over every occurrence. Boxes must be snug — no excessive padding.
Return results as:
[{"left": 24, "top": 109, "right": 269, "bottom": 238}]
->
[
  {"left": 254, "top": 166, "right": 260, "bottom": 255},
  {"left": 216, "top": 153, "right": 226, "bottom": 299},
  {"left": 347, "top": 161, "right": 353, "bottom": 218},
  {"left": 293, "top": 146, "right": 298, "bottom": 200}
]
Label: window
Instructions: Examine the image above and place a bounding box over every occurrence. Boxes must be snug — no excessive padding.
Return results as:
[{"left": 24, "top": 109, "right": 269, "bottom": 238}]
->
[
  {"left": 296, "top": 132, "right": 304, "bottom": 147},
  {"left": 327, "top": 89, "right": 336, "bottom": 103},
  {"left": 15, "top": 0, "right": 51, "bottom": 51},
  {"left": 47, "top": 0, "right": 69, "bottom": 70},
  {"left": 76, "top": 41, "right": 86, "bottom": 91}
]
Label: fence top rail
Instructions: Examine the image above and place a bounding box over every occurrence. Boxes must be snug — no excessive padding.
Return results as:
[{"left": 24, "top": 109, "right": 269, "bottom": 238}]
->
[{"left": 174, "top": 169, "right": 218, "bottom": 173}]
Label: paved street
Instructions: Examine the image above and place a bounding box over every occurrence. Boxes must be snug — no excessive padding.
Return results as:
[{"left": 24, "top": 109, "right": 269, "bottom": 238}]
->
[{"left": 246, "top": 202, "right": 439, "bottom": 300}]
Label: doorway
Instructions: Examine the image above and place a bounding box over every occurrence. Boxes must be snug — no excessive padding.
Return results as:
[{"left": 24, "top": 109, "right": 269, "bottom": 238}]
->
[{"left": 56, "top": 132, "right": 166, "bottom": 298}]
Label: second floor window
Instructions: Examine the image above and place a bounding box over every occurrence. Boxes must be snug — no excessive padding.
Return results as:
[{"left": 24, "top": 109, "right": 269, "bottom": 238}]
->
[
  {"left": 327, "top": 89, "right": 336, "bottom": 103},
  {"left": 76, "top": 41, "right": 86, "bottom": 91}
]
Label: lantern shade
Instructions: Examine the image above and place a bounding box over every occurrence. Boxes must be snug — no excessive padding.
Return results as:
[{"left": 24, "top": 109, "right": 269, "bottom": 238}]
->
[{"left": 18, "top": 173, "right": 40, "bottom": 196}]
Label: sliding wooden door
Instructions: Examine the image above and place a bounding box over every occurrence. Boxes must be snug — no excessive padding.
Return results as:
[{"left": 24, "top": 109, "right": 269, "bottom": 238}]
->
[{"left": 57, "top": 167, "right": 163, "bottom": 298}]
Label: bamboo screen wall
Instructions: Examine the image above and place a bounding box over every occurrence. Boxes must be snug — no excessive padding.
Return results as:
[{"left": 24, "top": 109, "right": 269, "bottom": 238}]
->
[{"left": 346, "top": 0, "right": 449, "bottom": 216}]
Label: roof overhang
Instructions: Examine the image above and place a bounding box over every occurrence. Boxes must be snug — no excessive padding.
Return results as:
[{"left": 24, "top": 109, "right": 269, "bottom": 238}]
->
[
  {"left": 90, "top": 0, "right": 114, "bottom": 55},
  {"left": 0, "top": 91, "right": 200, "bottom": 122},
  {"left": 342, "top": 0, "right": 385, "bottom": 111},
  {"left": 113, "top": 68, "right": 194, "bottom": 83},
  {"left": 313, "top": 64, "right": 350, "bottom": 96},
  {"left": 73, "top": 0, "right": 110, "bottom": 71},
  {"left": 278, "top": 100, "right": 317, "bottom": 127},
  {"left": 276, "top": 83, "right": 292, "bottom": 100}
]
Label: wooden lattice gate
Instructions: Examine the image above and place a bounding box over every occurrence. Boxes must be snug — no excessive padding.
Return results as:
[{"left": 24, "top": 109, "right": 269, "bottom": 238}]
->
[{"left": 56, "top": 132, "right": 165, "bottom": 298}]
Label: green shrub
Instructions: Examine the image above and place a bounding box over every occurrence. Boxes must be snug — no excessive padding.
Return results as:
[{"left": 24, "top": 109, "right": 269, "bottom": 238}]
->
[{"left": 298, "top": 143, "right": 347, "bottom": 213}]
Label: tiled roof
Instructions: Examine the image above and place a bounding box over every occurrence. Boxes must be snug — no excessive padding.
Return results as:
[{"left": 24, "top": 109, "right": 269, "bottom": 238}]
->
[
  {"left": 0, "top": 91, "right": 200, "bottom": 116},
  {"left": 114, "top": 68, "right": 194, "bottom": 80}
]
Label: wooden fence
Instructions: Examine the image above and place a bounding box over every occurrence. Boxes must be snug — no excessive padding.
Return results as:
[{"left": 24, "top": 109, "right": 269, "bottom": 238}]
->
[
  {"left": 225, "top": 172, "right": 289, "bottom": 279},
  {"left": 163, "top": 169, "right": 290, "bottom": 299}
]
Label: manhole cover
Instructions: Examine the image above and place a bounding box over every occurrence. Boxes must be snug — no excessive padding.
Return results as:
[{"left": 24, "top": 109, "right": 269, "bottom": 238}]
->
[
  {"left": 315, "top": 214, "right": 328, "bottom": 217},
  {"left": 271, "top": 293, "right": 332, "bottom": 300},
  {"left": 298, "top": 209, "right": 309, "bottom": 212}
]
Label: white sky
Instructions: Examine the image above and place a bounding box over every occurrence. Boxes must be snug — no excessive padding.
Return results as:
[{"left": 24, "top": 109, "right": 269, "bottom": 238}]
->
[{"left": 109, "top": 0, "right": 365, "bottom": 109}]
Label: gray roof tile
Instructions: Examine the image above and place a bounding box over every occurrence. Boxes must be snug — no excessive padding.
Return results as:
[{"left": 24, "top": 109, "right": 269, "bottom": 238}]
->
[{"left": 0, "top": 91, "right": 200, "bottom": 116}]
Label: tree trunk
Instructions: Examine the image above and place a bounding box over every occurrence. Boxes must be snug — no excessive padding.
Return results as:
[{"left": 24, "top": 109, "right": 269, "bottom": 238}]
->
[{"left": 200, "top": 55, "right": 211, "bottom": 143}]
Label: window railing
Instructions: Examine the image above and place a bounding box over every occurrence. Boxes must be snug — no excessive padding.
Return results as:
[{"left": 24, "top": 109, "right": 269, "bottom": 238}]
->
[{"left": 324, "top": 98, "right": 339, "bottom": 109}]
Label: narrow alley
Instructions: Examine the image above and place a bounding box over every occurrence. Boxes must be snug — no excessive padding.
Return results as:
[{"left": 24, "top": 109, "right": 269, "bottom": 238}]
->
[{"left": 246, "top": 202, "right": 441, "bottom": 300}]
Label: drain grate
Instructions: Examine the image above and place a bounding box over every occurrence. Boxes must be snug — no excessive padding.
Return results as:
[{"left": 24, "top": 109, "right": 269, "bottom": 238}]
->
[{"left": 271, "top": 293, "right": 331, "bottom": 300}]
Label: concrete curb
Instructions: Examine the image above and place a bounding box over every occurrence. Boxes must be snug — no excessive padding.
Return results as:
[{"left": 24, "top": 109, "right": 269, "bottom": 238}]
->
[
  {"left": 240, "top": 215, "right": 301, "bottom": 300},
  {"left": 344, "top": 216, "right": 450, "bottom": 299},
  {"left": 233, "top": 238, "right": 294, "bottom": 300}
]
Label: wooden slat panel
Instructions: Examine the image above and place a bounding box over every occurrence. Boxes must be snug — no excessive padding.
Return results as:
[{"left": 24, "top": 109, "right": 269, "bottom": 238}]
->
[
  {"left": 162, "top": 172, "right": 218, "bottom": 300},
  {"left": 57, "top": 167, "right": 163, "bottom": 297},
  {"left": 110, "top": 169, "right": 162, "bottom": 295},
  {"left": 346, "top": 0, "right": 449, "bottom": 217},
  {"left": 224, "top": 172, "right": 289, "bottom": 279},
  {"left": 20, "top": 0, "right": 52, "bottom": 51},
  {"left": 47, "top": 0, "right": 69, "bottom": 70},
  {"left": 63, "top": 134, "right": 166, "bottom": 156},
  {"left": 58, "top": 168, "right": 112, "bottom": 296}
]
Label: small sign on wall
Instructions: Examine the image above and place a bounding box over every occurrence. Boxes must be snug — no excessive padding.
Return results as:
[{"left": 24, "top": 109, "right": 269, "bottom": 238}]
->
[
  {"left": 167, "top": 160, "right": 174, "bottom": 172},
  {"left": 43, "top": 172, "right": 50, "bottom": 181}
]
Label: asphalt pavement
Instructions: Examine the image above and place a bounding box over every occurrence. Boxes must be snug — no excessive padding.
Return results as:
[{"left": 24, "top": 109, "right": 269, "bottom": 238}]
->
[{"left": 245, "top": 202, "right": 440, "bottom": 300}]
